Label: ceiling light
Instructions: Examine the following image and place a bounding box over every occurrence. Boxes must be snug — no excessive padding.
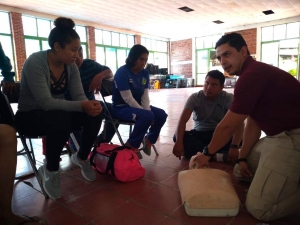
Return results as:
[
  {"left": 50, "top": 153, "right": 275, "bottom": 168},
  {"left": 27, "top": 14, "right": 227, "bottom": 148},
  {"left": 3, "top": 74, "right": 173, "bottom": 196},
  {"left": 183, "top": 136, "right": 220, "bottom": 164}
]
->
[
  {"left": 262, "top": 10, "right": 274, "bottom": 15},
  {"left": 213, "top": 20, "right": 224, "bottom": 24},
  {"left": 178, "top": 6, "right": 194, "bottom": 12}
]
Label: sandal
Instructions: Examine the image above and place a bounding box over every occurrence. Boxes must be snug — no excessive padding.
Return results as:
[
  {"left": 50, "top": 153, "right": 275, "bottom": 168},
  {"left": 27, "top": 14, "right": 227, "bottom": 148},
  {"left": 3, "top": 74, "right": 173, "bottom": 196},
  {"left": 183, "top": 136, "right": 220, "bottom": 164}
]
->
[{"left": 18, "top": 215, "right": 47, "bottom": 225}]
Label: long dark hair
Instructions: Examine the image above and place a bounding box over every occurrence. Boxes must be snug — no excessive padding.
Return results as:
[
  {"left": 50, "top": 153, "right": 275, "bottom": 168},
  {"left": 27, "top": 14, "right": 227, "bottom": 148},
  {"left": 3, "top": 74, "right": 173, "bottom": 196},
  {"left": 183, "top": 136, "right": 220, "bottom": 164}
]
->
[
  {"left": 48, "top": 17, "right": 80, "bottom": 49},
  {"left": 125, "top": 44, "right": 149, "bottom": 67}
]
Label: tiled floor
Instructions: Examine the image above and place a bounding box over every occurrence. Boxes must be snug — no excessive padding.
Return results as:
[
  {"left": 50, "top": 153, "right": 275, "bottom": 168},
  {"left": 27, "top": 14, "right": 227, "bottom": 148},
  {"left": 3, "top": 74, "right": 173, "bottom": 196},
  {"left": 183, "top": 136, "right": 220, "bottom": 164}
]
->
[{"left": 13, "top": 87, "right": 299, "bottom": 225}]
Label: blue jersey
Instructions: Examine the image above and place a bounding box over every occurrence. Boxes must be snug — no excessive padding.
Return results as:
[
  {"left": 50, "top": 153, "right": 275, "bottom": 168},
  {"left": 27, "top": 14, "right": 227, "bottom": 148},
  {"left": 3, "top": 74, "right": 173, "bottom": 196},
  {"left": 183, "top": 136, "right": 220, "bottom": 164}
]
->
[{"left": 112, "top": 65, "right": 149, "bottom": 106}]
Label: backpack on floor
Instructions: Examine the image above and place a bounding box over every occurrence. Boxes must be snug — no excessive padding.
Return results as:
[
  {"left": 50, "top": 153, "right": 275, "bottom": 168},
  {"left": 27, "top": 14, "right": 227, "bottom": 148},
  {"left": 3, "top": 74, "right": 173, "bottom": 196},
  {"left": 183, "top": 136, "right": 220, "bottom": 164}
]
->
[{"left": 88, "top": 143, "right": 146, "bottom": 182}]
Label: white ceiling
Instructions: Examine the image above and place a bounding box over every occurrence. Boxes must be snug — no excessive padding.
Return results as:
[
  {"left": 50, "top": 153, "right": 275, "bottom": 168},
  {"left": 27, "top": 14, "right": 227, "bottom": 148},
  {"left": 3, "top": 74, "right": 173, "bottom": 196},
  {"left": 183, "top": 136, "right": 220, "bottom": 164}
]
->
[{"left": 1, "top": 0, "right": 300, "bottom": 39}]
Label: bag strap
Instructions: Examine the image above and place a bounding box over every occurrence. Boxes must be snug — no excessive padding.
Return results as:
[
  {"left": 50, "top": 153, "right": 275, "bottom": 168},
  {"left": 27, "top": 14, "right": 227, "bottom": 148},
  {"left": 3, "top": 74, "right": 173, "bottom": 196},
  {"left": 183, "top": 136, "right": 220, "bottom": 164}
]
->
[
  {"left": 105, "top": 152, "right": 117, "bottom": 177},
  {"left": 104, "top": 145, "right": 130, "bottom": 154}
]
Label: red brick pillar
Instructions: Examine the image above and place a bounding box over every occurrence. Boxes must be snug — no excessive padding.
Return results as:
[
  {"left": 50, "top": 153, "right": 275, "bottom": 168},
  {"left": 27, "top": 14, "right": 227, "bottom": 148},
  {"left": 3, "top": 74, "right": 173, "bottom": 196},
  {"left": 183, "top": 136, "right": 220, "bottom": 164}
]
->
[
  {"left": 134, "top": 35, "right": 141, "bottom": 44},
  {"left": 86, "top": 26, "right": 96, "bottom": 60},
  {"left": 10, "top": 12, "right": 26, "bottom": 81}
]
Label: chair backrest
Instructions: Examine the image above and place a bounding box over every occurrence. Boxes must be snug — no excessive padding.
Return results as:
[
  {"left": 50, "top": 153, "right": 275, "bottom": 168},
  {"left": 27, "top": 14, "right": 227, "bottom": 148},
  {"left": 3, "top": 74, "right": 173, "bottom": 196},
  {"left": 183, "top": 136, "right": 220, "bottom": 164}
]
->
[{"left": 100, "top": 79, "right": 114, "bottom": 97}]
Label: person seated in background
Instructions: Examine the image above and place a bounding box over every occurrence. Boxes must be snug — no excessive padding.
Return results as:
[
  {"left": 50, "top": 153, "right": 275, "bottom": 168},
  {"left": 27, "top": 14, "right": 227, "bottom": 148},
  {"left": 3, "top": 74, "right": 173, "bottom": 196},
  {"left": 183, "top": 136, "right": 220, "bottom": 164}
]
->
[
  {"left": 14, "top": 17, "right": 102, "bottom": 199},
  {"left": 0, "top": 42, "right": 16, "bottom": 94},
  {"left": 65, "top": 46, "right": 116, "bottom": 150},
  {"left": 172, "top": 70, "right": 244, "bottom": 162},
  {"left": 112, "top": 44, "right": 168, "bottom": 159}
]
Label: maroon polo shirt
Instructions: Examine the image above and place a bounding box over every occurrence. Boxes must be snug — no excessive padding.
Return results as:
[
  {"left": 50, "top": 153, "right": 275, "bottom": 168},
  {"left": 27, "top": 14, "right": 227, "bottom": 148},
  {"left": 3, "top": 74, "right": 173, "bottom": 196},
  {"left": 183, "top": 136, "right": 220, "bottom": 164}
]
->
[{"left": 230, "top": 56, "right": 300, "bottom": 136}]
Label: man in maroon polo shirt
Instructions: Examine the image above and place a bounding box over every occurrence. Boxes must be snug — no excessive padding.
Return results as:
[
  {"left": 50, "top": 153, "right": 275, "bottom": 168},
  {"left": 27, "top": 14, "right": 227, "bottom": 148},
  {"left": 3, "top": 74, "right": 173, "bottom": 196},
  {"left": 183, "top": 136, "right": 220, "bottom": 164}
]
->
[{"left": 191, "top": 32, "right": 300, "bottom": 221}]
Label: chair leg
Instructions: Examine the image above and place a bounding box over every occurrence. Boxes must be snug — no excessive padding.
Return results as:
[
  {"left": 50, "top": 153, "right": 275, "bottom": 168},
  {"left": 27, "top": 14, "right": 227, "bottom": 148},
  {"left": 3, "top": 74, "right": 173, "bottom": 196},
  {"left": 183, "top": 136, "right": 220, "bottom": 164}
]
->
[
  {"left": 152, "top": 144, "right": 159, "bottom": 155},
  {"left": 19, "top": 135, "right": 49, "bottom": 198}
]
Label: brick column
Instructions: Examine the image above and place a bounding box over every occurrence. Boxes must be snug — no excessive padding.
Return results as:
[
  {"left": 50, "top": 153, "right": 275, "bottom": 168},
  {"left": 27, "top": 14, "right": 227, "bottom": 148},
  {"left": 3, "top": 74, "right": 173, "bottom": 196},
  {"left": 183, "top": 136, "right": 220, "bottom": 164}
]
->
[
  {"left": 134, "top": 35, "right": 141, "bottom": 44},
  {"left": 86, "top": 26, "right": 96, "bottom": 60},
  {"left": 10, "top": 12, "right": 26, "bottom": 81}
]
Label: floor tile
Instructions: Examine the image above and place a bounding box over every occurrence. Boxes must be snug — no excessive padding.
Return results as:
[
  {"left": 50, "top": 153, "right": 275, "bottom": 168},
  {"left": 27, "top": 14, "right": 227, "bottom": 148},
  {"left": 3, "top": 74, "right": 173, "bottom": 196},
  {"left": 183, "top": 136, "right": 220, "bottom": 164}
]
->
[
  {"left": 12, "top": 179, "right": 39, "bottom": 202},
  {"left": 92, "top": 201, "right": 165, "bottom": 225},
  {"left": 157, "top": 216, "right": 189, "bottom": 225},
  {"left": 229, "top": 211, "right": 284, "bottom": 225},
  {"left": 12, "top": 192, "right": 60, "bottom": 216},
  {"left": 64, "top": 188, "right": 127, "bottom": 221},
  {"left": 171, "top": 205, "right": 232, "bottom": 225},
  {"left": 56, "top": 174, "right": 101, "bottom": 204},
  {"left": 41, "top": 205, "right": 89, "bottom": 225},
  {"left": 160, "top": 173, "right": 179, "bottom": 190},
  {"left": 103, "top": 178, "right": 156, "bottom": 199},
  {"left": 142, "top": 163, "right": 179, "bottom": 183},
  {"left": 132, "top": 184, "right": 182, "bottom": 215}
]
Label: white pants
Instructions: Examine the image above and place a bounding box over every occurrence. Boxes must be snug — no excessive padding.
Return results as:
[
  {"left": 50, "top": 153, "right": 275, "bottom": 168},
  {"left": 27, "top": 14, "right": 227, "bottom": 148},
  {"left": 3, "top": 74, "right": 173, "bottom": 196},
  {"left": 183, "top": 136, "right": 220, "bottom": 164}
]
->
[{"left": 234, "top": 128, "right": 300, "bottom": 221}]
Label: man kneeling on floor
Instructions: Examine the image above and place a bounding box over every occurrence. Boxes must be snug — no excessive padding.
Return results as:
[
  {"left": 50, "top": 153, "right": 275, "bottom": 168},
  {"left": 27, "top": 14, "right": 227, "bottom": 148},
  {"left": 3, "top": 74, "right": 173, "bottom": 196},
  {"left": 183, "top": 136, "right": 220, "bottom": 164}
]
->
[{"left": 172, "top": 70, "right": 244, "bottom": 163}]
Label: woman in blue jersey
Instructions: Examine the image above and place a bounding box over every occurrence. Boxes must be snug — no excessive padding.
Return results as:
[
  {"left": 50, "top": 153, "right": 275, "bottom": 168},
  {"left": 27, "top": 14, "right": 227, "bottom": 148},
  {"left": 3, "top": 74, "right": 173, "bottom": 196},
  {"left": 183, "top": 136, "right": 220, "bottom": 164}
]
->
[{"left": 112, "top": 44, "right": 167, "bottom": 158}]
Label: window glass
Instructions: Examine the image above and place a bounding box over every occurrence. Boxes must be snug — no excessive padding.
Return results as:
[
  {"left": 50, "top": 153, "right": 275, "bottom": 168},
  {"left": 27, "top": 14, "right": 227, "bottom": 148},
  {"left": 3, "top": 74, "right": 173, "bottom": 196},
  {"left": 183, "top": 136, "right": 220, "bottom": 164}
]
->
[
  {"left": 117, "top": 49, "right": 127, "bottom": 68},
  {"left": 103, "top": 30, "right": 111, "bottom": 45},
  {"left": 42, "top": 40, "right": 49, "bottom": 50},
  {"left": 154, "top": 52, "right": 168, "bottom": 68},
  {"left": 148, "top": 52, "right": 154, "bottom": 64},
  {"left": 161, "top": 41, "right": 167, "bottom": 52},
  {"left": 37, "top": 19, "right": 51, "bottom": 38},
  {"left": 112, "top": 32, "right": 119, "bottom": 46},
  {"left": 95, "top": 29, "right": 103, "bottom": 44},
  {"left": 197, "top": 50, "right": 208, "bottom": 73},
  {"left": 0, "top": 35, "right": 15, "bottom": 73},
  {"left": 81, "top": 44, "right": 87, "bottom": 59},
  {"left": 105, "top": 47, "right": 116, "bottom": 74},
  {"left": 287, "top": 22, "right": 300, "bottom": 39},
  {"left": 22, "top": 16, "right": 37, "bottom": 36},
  {"left": 0, "top": 12, "right": 11, "bottom": 34},
  {"left": 141, "top": 37, "right": 146, "bottom": 46},
  {"left": 127, "top": 35, "right": 134, "bottom": 47},
  {"left": 204, "top": 36, "right": 212, "bottom": 48},
  {"left": 96, "top": 46, "right": 105, "bottom": 65},
  {"left": 75, "top": 25, "right": 86, "bottom": 42},
  {"left": 196, "top": 37, "right": 204, "bottom": 49},
  {"left": 25, "top": 39, "right": 40, "bottom": 58},
  {"left": 151, "top": 39, "right": 156, "bottom": 51},
  {"left": 274, "top": 24, "right": 286, "bottom": 40},
  {"left": 119, "top": 34, "right": 127, "bottom": 47},
  {"left": 146, "top": 38, "right": 151, "bottom": 50},
  {"left": 261, "top": 42, "right": 279, "bottom": 66},
  {"left": 261, "top": 26, "right": 273, "bottom": 42}
]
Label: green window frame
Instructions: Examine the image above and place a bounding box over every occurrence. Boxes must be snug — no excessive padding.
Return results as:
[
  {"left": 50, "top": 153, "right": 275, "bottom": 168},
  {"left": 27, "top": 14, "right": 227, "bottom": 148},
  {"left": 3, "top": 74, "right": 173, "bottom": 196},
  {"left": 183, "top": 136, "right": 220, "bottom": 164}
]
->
[
  {"left": 261, "top": 22, "right": 300, "bottom": 79},
  {"left": 95, "top": 29, "right": 133, "bottom": 74},
  {"left": 0, "top": 11, "right": 16, "bottom": 80},
  {"left": 141, "top": 37, "right": 169, "bottom": 71},
  {"left": 195, "top": 34, "right": 222, "bottom": 85},
  {"left": 22, "top": 15, "right": 88, "bottom": 58}
]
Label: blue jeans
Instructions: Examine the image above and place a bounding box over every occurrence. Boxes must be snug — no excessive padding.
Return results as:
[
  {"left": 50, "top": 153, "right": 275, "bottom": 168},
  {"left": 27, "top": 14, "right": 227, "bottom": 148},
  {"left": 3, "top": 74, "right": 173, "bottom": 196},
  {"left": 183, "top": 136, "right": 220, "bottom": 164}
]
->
[{"left": 112, "top": 105, "right": 167, "bottom": 148}]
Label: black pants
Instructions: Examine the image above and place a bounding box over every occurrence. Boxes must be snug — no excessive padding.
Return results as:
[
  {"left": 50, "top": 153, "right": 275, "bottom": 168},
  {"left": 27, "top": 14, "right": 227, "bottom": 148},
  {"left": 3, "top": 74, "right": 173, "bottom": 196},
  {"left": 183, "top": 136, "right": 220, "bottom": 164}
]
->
[
  {"left": 173, "top": 129, "right": 232, "bottom": 159},
  {"left": 15, "top": 110, "right": 102, "bottom": 171}
]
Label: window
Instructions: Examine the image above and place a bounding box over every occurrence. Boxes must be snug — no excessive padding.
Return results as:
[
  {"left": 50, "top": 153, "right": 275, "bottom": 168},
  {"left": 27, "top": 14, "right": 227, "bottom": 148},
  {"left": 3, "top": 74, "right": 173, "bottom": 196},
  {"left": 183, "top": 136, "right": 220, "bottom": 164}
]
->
[
  {"left": 0, "top": 11, "right": 15, "bottom": 78},
  {"left": 95, "top": 29, "right": 134, "bottom": 74},
  {"left": 261, "top": 22, "right": 300, "bottom": 79},
  {"left": 22, "top": 15, "right": 87, "bottom": 58},
  {"left": 195, "top": 34, "right": 222, "bottom": 85},
  {"left": 141, "top": 37, "right": 169, "bottom": 74}
]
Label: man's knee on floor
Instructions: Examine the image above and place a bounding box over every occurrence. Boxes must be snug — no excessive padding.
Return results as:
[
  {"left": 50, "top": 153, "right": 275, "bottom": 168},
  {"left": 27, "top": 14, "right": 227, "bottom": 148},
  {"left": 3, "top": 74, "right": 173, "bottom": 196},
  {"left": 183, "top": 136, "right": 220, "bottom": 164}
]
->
[{"left": 246, "top": 195, "right": 277, "bottom": 221}]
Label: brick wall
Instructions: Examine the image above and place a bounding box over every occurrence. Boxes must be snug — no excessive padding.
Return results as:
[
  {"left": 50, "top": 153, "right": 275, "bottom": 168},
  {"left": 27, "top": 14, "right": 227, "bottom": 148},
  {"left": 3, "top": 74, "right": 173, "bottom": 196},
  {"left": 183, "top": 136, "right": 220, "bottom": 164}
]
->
[
  {"left": 86, "top": 26, "right": 96, "bottom": 60},
  {"left": 10, "top": 12, "right": 26, "bottom": 81},
  {"left": 134, "top": 35, "right": 141, "bottom": 44},
  {"left": 170, "top": 39, "right": 192, "bottom": 77},
  {"left": 226, "top": 28, "right": 257, "bottom": 55}
]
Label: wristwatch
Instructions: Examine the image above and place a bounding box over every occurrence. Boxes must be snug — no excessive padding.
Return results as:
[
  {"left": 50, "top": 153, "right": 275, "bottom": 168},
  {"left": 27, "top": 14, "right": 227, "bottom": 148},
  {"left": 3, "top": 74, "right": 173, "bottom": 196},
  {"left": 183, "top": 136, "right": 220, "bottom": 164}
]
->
[{"left": 202, "top": 146, "right": 214, "bottom": 158}]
